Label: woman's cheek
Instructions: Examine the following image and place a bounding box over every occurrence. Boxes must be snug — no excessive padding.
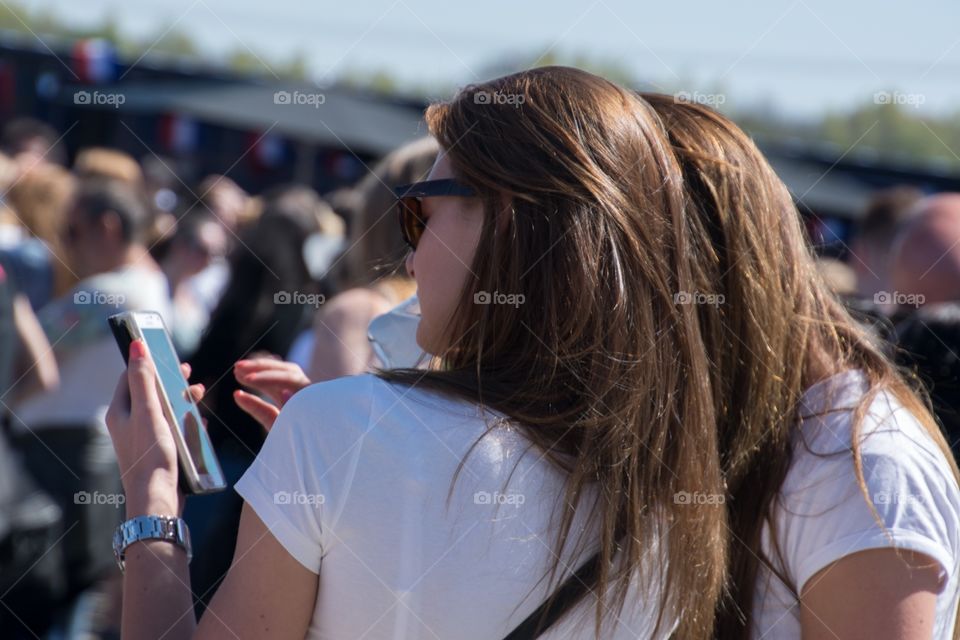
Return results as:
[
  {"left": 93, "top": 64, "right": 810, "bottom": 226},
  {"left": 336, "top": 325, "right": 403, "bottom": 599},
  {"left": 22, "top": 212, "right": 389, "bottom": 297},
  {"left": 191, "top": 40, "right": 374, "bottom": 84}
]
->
[
  {"left": 410, "top": 207, "right": 483, "bottom": 354},
  {"left": 412, "top": 243, "right": 444, "bottom": 353}
]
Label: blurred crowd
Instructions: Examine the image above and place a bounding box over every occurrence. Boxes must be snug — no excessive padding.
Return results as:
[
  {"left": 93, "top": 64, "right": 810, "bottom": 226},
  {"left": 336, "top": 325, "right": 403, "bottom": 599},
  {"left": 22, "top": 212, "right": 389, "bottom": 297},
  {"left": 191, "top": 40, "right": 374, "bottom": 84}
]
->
[
  {"left": 0, "top": 114, "right": 959, "bottom": 639},
  {"left": 0, "top": 116, "right": 429, "bottom": 639}
]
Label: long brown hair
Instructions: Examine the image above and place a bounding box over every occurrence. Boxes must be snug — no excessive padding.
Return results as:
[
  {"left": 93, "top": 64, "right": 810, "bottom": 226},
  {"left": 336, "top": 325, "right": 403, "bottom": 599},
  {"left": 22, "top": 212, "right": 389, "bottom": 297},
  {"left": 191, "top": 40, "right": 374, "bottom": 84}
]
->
[{"left": 377, "top": 66, "right": 960, "bottom": 639}]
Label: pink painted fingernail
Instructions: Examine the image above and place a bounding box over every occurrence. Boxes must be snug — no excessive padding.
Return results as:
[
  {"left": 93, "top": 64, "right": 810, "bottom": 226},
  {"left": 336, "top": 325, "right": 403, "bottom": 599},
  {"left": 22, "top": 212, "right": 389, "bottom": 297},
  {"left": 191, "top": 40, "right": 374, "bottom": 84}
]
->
[{"left": 129, "top": 340, "right": 147, "bottom": 360}]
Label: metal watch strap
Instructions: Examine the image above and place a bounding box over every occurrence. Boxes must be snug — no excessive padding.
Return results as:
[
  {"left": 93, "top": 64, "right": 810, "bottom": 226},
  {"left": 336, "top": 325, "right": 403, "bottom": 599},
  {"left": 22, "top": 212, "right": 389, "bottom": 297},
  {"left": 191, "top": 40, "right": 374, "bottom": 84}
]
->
[{"left": 113, "top": 515, "right": 192, "bottom": 572}]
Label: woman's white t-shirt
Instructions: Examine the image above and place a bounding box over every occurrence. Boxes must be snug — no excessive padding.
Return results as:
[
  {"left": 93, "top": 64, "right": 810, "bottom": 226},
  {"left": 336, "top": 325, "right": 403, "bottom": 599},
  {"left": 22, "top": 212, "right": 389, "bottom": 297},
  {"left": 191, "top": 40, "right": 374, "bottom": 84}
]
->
[
  {"left": 753, "top": 369, "right": 960, "bottom": 638},
  {"left": 234, "top": 373, "right": 673, "bottom": 639}
]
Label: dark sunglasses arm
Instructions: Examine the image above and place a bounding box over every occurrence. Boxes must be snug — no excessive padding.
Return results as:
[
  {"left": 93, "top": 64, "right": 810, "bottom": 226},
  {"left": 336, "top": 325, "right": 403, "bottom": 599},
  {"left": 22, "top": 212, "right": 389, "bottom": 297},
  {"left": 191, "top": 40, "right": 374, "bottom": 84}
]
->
[{"left": 394, "top": 179, "right": 477, "bottom": 199}]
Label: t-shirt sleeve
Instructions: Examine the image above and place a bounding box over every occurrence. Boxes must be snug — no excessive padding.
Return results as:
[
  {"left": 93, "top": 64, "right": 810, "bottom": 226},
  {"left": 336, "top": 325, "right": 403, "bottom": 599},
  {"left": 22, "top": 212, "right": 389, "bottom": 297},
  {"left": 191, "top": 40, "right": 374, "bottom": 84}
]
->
[
  {"left": 233, "top": 374, "right": 375, "bottom": 574},
  {"left": 776, "top": 398, "right": 960, "bottom": 594}
]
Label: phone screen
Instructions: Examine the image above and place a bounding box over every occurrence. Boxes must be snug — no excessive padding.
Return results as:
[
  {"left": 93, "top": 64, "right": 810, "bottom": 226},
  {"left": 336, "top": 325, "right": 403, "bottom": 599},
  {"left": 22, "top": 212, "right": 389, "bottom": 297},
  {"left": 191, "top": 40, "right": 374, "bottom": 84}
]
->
[{"left": 141, "top": 326, "right": 217, "bottom": 479}]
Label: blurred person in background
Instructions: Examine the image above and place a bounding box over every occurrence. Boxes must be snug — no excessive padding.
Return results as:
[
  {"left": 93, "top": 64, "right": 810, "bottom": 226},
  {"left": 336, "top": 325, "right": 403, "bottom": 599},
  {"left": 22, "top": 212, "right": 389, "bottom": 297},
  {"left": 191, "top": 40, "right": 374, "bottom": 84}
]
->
[
  {"left": 0, "top": 154, "right": 60, "bottom": 400},
  {"left": 896, "top": 304, "right": 960, "bottom": 460},
  {"left": 240, "top": 143, "right": 435, "bottom": 422},
  {"left": 197, "top": 174, "right": 251, "bottom": 236},
  {"left": 304, "top": 275, "right": 415, "bottom": 381},
  {"left": 184, "top": 188, "right": 322, "bottom": 612},
  {"left": 0, "top": 152, "right": 58, "bottom": 311},
  {"left": 73, "top": 147, "right": 144, "bottom": 186},
  {"left": 0, "top": 116, "right": 67, "bottom": 170},
  {"left": 268, "top": 138, "right": 437, "bottom": 390},
  {"left": 165, "top": 174, "right": 255, "bottom": 347},
  {"left": 849, "top": 185, "right": 924, "bottom": 305},
  {"left": 891, "top": 193, "right": 960, "bottom": 308},
  {"left": 323, "top": 185, "right": 362, "bottom": 239},
  {"left": 0, "top": 260, "right": 68, "bottom": 640},
  {"left": 140, "top": 154, "right": 188, "bottom": 254},
  {"left": 339, "top": 136, "right": 438, "bottom": 287},
  {"left": 283, "top": 197, "right": 348, "bottom": 372},
  {"left": 8, "top": 177, "right": 170, "bottom": 639},
  {"left": 816, "top": 252, "right": 899, "bottom": 345},
  {"left": 159, "top": 211, "right": 229, "bottom": 355},
  {"left": 0, "top": 260, "right": 60, "bottom": 404},
  {"left": 4, "top": 161, "right": 76, "bottom": 304},
  {"left": 815, "top": 256, "right": 857, "bottom": 298},
  {"left": 890, "top": 193, "right": 960, "bottom": 463}
]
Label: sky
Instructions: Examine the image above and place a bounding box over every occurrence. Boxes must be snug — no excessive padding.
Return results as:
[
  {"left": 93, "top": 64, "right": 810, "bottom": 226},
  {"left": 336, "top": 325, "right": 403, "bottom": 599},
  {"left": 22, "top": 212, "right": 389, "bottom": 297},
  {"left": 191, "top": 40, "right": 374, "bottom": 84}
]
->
[{"left": 22, "top": 0, "right": 960, "bottom": 119}]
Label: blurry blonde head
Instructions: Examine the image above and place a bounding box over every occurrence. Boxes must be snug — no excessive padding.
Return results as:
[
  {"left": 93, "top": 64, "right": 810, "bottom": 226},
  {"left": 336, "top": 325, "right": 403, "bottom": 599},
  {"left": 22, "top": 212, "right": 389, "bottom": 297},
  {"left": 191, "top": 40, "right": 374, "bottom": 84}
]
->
[
  {"left": 73, "top": 147, "right": 144, "bottom": 185},
  {"left": 7, "top": 162, "right": 75, "bottom": 243}
]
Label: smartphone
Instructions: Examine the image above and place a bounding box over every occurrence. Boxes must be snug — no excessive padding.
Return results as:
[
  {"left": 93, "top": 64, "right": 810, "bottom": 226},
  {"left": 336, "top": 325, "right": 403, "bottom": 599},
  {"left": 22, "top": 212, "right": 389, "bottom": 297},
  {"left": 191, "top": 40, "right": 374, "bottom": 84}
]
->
[
  {"left": 108, "top": 311, "right": 226, "bottom": 495},
  {"left": 367, "top": 294, "right": 428, "bottom": 369}
]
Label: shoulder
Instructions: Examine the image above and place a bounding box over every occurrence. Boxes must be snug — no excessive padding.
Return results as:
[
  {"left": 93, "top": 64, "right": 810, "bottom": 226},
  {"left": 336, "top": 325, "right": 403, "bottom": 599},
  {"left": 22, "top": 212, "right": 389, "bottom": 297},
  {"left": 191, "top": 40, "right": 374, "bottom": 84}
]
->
[
  {"left": 274, "top": 374, "right": 379, "bottom": 443},
  {"left": 772, "top": 370, "right": 960, "bottom": 592},
  {"left": 315, "top": 288, "right": 393, "bottom": 327},
  {"left": 278, "top": 373, "right": 495, "bottom": 445},
  {"left": 273, "top": 375, "right": 525, "bottom": 497},
  {"left": 788, "top": 370, "right": 952, "bottom": 492}
]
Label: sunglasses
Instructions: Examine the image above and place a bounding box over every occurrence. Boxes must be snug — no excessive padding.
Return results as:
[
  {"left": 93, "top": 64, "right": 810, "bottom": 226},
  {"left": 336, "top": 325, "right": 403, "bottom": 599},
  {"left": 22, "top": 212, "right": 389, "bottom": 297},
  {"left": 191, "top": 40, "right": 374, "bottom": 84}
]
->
[{"left": 394, "top": 179, "right": 477, "bottom": 250}]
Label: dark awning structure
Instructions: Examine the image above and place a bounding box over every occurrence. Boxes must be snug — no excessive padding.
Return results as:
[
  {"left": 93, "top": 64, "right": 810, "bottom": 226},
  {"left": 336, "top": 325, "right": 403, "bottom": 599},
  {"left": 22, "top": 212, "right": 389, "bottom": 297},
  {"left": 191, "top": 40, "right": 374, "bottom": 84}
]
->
[{"left": 58, "top": 80, "right": 427, "bottom": 157}]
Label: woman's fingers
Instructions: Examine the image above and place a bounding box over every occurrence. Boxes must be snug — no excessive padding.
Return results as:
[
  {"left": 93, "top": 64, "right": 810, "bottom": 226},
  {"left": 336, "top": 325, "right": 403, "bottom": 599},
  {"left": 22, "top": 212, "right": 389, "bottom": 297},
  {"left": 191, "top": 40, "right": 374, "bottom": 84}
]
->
[
  {"left": 106, "top": 340, "right": 181, "bottom": 502},
  {"left": 187, "top": 383, "right": 205, "bottom": 404},
  {"left": 234, "top": 389, "right": 280, "bottom": 432},
  {"left": 239, "top": 370, "right": 309, "bottom": 389},
  {"left": 180, "top": 362, "right": 192, "bottom": 380},
  {"left": 234, "top": 358, "right": 304, "bottom": 377},
  {"left": 233, "top": 359, "right": 310, "bottom": 407}
]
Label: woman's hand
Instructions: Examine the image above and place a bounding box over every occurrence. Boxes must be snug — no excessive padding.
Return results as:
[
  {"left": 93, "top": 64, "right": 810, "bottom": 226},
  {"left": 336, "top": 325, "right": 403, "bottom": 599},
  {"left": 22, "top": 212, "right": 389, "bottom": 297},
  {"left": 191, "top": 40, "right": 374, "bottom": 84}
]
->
[
  {"left": 105, "top": 339, "right": 205, "bottom": 518},
  {"left": 233, "top": 356, "right": 311, "bottom": 432}
]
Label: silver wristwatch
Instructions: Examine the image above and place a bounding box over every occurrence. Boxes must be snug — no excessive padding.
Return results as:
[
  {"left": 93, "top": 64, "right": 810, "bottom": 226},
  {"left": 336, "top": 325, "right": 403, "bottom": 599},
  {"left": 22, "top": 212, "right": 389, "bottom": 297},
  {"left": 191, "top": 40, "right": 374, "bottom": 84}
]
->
[{"left": 112, "top": 515, "right": 192, "bottom": 572}]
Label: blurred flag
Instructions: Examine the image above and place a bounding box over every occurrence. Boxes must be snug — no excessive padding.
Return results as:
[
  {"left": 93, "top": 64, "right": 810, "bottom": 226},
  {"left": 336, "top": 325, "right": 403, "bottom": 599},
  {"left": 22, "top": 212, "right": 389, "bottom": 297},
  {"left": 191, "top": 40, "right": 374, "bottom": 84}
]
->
[{"left": 71, "top": 39, "right": 118, "bottom": 84}]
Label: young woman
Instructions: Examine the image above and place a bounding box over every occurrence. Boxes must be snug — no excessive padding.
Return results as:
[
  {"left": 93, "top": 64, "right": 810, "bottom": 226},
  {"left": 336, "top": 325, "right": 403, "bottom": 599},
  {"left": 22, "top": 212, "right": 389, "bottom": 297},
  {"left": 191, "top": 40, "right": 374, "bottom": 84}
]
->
[{"left": 106, "top": 66, "right": 960, "bottom": 639}]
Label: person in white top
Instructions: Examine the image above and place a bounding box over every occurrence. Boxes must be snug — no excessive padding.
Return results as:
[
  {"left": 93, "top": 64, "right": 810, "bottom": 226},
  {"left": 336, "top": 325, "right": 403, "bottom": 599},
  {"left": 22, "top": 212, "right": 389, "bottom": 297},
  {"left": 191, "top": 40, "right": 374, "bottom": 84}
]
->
[
  {"left": 105, "top": 66, "right": 960, "bottom": 640},
  {"left": 754, "top": 369, "right": 960, "bottom": 638}
]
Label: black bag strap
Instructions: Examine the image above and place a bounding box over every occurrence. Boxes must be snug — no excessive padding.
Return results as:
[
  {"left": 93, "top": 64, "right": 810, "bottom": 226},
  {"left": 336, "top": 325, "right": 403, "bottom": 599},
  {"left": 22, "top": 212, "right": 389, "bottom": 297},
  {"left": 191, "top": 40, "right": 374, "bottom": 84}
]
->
[{"left": 503, "top": 550, "right": 603, "bottom": 640}]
